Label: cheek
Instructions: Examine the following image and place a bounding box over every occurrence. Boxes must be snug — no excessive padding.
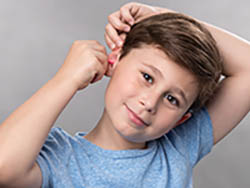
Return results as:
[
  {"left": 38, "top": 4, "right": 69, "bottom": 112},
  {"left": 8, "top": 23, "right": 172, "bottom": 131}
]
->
[
  {"left": 153, "top": 110, "right": 184, "bottom": 133},
  {"left": 108, "top": 71, "right": 141, "bottom": 100}
]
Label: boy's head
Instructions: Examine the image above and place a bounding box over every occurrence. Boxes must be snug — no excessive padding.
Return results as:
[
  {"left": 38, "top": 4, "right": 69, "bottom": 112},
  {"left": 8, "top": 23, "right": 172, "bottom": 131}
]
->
[
  {"left": 119, "top": 12, "right": 222, "bottom": 112},
  {"left": 104, "top": 12, "right": 222, "bottom": 144}
]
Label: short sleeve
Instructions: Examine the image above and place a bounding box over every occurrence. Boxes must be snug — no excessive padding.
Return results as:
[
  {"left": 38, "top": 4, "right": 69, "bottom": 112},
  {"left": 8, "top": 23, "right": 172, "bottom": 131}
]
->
[
  {"left": 167, "top": 107, "right": 214, "bottom": 167},
  {"left": 36, "top": 127, "right": 72, "bottom": 188}
]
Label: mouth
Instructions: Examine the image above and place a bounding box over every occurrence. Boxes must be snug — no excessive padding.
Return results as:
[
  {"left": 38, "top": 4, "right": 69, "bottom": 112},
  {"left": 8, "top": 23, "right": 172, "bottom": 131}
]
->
[{"left": 125, "top": 104, "right": 150, "bottom": 127}]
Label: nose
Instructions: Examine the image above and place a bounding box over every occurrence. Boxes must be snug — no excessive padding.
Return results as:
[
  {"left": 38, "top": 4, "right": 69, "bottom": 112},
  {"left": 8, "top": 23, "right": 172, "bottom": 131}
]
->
[{"left": 139, "top": 91, "right": 160, "bottom": 114}]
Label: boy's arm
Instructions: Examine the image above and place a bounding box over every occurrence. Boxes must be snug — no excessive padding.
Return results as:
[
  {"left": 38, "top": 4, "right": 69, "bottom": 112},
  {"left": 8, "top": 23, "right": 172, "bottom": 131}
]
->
[
  {"left": 0, "top": 74, "right": 78, "bottom": 188},
  {"left": 0, "top": 40, "right": 108, "bottom": 187},
  {"left": 203, "top": 24, "right": 250, "bottom": 144}
]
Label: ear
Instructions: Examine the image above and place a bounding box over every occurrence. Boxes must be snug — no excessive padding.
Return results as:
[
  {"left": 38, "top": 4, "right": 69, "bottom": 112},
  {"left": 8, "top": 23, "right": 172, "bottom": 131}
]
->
[
  {"left": 173, "top": 112, "right": 192, "bottom": 128},
  {"left": 105, "top": 48, "right": 121, "bottom": 77}
]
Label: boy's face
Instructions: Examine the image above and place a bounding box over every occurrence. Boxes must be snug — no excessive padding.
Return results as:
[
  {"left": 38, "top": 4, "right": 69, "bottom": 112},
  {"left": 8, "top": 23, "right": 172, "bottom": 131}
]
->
[{"left": 105, "top": 45, "right": 199, "bottom": 144}]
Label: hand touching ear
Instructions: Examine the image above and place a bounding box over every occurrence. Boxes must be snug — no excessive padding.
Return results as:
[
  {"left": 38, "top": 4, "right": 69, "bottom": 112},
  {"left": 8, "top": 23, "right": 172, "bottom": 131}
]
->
[{"left": 55, "top": 40, "right": 108, "bottom": 91}]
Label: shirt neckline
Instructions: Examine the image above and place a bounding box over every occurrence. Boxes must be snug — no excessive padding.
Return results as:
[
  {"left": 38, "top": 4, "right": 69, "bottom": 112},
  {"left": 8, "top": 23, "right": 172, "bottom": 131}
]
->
[{"left": 75, "top": 131, "right": 157, "bottom": 159}]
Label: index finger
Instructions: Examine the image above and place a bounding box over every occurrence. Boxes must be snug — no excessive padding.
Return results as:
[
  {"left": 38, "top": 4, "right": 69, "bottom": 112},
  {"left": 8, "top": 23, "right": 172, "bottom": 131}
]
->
[
  {"left": 105, "top": 23, "right": 124, "bottom": 49},
  {"left": 120, "top": 5, "right": 135, "bottom": 26}
]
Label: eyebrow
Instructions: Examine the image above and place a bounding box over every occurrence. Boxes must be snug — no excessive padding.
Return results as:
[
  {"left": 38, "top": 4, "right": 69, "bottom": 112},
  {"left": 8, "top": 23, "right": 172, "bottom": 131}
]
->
[
  {"left": 170, "top": 87, "right": 188, "bottom": 106},
  {"left": 142, "top": 63, "right": 164, "bottom": 78},
  {"left": 142, "top": 63, "right": 188, "bottom": 105}
]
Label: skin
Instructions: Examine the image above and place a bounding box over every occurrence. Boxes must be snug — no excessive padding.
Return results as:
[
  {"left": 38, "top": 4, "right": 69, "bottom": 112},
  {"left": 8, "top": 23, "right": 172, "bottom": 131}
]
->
[{"left": 84, "top": 45, "right": 197, "bottom": 150}]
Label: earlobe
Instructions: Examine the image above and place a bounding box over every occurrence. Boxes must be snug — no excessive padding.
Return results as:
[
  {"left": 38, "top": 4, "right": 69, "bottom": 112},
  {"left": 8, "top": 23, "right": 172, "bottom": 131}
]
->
[
  {"left": 174, "top": 112, "right": 192, "bottom": 128},
  {"left": 105, "top": 60, "right": 116, "bottom": 77}
]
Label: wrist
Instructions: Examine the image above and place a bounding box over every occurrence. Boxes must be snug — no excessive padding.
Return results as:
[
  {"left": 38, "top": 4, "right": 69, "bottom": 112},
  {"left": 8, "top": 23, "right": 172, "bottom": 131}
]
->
[{"left": 50, "top": 73, "right": 79, "bottom": 95}]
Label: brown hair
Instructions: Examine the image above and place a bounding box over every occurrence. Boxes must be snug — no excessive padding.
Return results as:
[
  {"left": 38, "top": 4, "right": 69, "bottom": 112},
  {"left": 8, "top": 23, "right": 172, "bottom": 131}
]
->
[{"left": 119, "top": 12, "right": 223, "bottom": 112}]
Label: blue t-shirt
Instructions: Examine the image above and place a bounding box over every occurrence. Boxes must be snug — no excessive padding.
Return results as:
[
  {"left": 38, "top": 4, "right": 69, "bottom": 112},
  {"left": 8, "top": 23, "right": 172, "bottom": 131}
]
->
[{"left": 36, "top": 107, "right": 213, "bottom": 188}]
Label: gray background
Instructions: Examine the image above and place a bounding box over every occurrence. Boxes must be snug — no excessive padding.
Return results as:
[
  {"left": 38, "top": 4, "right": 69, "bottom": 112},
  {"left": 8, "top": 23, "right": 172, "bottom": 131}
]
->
[{"left": 0, "top": 0, "right": 249, "bottom": 187}]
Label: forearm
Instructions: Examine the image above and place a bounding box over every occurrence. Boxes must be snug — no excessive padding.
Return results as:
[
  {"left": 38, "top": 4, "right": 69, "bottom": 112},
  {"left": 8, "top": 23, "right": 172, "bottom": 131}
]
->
[
  {"left": 158, "top": 7, "right": 250, "bottom": 77},
  {"left": 198, "top": 16, "right": 250, "bottom": 143},
  {"left": 202, "top": 23, "right": 250, "bottom": 77},
  {"left": 0, "top": 74, "right": 77, "bottom": 178}
]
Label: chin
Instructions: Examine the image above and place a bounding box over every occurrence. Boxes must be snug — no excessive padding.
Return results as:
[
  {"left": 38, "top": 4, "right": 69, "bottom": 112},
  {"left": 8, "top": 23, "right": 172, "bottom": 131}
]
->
[{"left": 111, "top": 119, "right": 142, "bottom": 140}]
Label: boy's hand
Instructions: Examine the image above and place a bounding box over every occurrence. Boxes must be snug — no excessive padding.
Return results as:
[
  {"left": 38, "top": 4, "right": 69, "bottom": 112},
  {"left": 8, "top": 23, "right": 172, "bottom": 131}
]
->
[
  {"left": 105, "top": 2, "right": 169, "bottom": 50},
  {"left": 55, "top": 40, "right": 108, "bottom": 91}
]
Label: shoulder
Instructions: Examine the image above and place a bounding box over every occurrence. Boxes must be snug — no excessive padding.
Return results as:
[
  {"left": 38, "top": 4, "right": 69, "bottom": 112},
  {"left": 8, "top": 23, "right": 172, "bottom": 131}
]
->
[
  {"left": 45, "top": 126, "right": 74, "bottom": 144},
  {"left": 48, "top": 126, "right": 71, "bottom": 138},
  {"left": 39, "top": 126, "right": 77, "bottom": 158},
  {"left": 36, "top": 127, "right": 83, "bottom": 187},
  {"left": 159, "top": 107, "right": 213, "bottom": 166}
]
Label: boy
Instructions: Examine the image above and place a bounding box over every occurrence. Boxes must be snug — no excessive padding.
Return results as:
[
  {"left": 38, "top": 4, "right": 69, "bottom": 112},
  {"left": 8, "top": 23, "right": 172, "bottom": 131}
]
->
[{"left": 0, "top": 6, "right": 250, "bottom": 188}]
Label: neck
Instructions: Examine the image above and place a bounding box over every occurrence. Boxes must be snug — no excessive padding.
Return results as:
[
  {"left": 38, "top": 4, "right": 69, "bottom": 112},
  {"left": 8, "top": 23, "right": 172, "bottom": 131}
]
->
[{"left": 84, "top": 108, "right": 146, "bottom": 150}]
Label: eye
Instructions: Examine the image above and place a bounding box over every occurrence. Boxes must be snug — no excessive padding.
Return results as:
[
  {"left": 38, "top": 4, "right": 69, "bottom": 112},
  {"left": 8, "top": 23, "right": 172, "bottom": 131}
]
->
[
  {"left": 165, "top": 94, "right": 179, "bottom": 106},
  {"left": 142, "top": 72, "right": 153, "bottom": 84}
]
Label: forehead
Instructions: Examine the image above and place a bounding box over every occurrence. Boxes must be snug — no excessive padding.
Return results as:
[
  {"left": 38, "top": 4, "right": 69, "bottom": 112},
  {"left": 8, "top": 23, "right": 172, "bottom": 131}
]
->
[{"left": 120, "top": 45, "right": 199, "bottom": 104}]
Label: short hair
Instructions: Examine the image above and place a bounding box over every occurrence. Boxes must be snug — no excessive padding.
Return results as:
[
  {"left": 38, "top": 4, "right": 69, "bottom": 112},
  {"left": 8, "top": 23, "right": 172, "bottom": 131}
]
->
[{"left": 119, "top": 12, "right": 223, "bottom": 112}]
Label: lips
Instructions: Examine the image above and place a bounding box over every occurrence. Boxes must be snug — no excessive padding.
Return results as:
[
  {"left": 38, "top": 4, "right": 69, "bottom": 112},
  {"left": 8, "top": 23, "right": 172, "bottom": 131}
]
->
[{"left": 125, "top": 104, "right": 150, "bottom": 127}]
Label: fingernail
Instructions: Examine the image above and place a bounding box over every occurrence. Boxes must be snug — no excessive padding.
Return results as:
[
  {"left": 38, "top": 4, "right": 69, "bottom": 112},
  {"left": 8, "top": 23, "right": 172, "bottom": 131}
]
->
[
  {"left": 120, "top": 35, "right": 126, "bottom": 41},
  {"left": 117, "top": 40, "right": 123, "bottom": 47},
  {"left": 124, "top": 26, "right": 130, "bottom": 32},
  {"left": 129, "top": 20, "right": 134, "bottom": 25},
  {"left": 111, "top": 43, "right": 116, "bottom": 50}
]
